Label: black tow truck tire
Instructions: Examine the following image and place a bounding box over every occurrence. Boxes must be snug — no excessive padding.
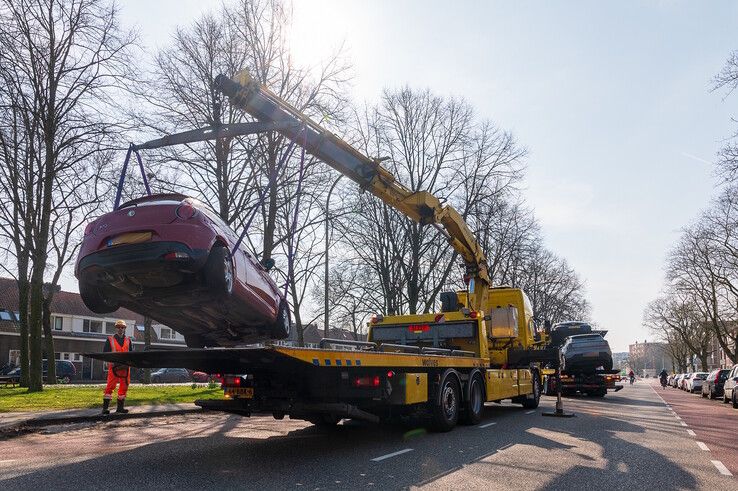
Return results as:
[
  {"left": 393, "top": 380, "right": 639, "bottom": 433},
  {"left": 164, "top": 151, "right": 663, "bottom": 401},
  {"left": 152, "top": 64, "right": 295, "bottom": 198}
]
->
[
  {"left": 521, "top": 371, "right": 541, "bottom": 409},
  {"left": 431, "top": 370, "right": 461, "bottom": 432},
  {"left": 460, "top": 372, "right": 485, "bottom": 425}
]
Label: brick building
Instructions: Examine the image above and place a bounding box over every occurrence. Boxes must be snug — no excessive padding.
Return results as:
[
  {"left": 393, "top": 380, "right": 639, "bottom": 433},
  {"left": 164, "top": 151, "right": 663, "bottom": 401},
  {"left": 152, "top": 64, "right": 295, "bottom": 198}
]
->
[{"left": 0, "top": 277, "right": 185, "bottom": 380}]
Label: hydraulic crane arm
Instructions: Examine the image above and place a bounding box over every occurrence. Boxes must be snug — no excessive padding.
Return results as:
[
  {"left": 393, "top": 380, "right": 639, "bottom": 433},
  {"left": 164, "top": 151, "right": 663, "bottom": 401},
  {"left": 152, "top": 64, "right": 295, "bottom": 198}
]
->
[{"left": 214, "top": 71, "right": 490, "bottom": 306}]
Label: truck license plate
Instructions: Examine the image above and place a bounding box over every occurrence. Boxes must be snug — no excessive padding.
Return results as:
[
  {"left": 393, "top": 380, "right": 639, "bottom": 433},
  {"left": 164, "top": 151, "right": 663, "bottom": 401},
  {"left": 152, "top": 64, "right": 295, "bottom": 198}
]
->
[
  {"left": 107, "top": 232, "right": 152, "bottom": 247},
  {"left": 225, "top": 387, "right": 254, "bottom": 398}
]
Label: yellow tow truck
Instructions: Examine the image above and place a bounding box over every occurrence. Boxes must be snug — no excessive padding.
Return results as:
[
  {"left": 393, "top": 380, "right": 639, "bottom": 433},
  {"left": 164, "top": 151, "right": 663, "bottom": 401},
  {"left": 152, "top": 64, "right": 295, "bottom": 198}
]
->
[{"left": 92, "top": 71, "right": 559, "bottom": 431}]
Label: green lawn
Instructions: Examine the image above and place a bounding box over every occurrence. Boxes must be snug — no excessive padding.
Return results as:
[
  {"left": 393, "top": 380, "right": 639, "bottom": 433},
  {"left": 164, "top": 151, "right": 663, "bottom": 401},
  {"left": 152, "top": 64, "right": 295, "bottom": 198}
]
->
[{"left": 0, "top": 384, "right": 222, "bottom": 412}]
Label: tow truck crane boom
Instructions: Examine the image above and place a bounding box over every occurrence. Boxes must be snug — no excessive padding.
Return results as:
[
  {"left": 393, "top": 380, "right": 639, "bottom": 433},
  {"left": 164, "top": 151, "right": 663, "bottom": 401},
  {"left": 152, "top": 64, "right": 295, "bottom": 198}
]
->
[{"left": 214, "top": 72, "right": 490, "bottom": 310}]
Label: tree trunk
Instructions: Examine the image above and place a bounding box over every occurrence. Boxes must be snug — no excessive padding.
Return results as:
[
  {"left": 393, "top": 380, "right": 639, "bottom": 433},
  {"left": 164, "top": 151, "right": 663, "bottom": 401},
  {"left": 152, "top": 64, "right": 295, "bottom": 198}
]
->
[
  {"left": 16, "top": 274, "right": 30, "bottom": 387},
  {"left": 27, "top": 276, "right": 45, "bottom": 392},
  {"left": 143, "top": 317, "right": 152, "bottom": 384},
  {"left": 42, "top": 296, "right": 55, "bottom": 384}
]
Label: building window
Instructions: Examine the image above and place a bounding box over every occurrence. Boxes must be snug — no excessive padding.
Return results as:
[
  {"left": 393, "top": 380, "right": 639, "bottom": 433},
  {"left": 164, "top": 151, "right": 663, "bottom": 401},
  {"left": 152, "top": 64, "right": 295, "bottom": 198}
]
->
[
  {"left": 0, "top": 310, "right": 16, "bottom": 321},
  {"left": 63, "top": 353, "right": 70, "bottom": 360},
  {"left": 55, "top": 352, "right": 61, "bottom": 360},
  {"left": 74, "top": 353, "right": 81, "bottom": 362},
  {"left": 83, "top": 319, "right": 102, "bottom": 333},
  {"left": 160, "top": 327, "right": 172, "bottom": 339},
  {"left": 105, "top": 321, "right": 117, "bottom": 334},
  {"left": 52, "top": 316, "right": 63, "bottom": 331},
  {"left": 9, "top": 350, "right": 20, "bottom": 365}
]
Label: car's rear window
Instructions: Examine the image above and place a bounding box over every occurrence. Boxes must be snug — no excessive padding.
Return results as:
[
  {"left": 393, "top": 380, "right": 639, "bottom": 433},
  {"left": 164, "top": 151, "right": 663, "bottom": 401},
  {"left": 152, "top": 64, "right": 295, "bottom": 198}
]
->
[{"left": 718, "top": 370, "right": 730, "bottom": 380}]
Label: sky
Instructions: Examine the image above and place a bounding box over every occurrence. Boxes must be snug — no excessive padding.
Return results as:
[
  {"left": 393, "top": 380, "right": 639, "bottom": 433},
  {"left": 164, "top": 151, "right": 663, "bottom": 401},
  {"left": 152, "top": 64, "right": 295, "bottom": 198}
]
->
[{"left": 97, "top": 0, "right": 738, "bottom": 352}]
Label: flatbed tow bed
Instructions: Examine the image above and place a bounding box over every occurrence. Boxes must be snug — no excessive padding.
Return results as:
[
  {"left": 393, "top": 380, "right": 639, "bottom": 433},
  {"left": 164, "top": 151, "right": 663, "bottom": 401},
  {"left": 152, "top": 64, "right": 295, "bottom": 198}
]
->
[{"left": 90, "top": 308, "right": 553, "bottom": 431}]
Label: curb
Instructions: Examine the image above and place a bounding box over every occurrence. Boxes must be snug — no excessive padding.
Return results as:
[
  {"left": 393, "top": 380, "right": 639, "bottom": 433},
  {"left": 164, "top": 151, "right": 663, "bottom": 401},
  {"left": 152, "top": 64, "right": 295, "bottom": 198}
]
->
[{"left": 0, "top": 407, "right": 203, "bottom": 437}]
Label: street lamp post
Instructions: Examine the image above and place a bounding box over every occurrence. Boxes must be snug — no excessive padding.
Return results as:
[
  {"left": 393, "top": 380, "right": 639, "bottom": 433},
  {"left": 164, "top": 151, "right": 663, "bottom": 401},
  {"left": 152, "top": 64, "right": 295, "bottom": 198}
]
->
[{"left": 324, "top": 176, "right": 343, "bottom": 339}]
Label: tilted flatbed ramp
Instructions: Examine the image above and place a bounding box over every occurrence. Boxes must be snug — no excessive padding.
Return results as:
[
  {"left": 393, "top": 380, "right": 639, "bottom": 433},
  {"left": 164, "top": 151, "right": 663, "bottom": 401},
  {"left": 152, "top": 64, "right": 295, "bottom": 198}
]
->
[{"left": 85, "top": 345, "right": 487, "bottom": 374}]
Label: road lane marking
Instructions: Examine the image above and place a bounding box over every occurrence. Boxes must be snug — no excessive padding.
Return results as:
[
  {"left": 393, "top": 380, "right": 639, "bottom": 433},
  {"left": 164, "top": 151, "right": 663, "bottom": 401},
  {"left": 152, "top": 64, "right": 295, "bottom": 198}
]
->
[
  {"left": 371, "top": 448, "right": 413, "bottom": 462},
  {"left": 680, "top": 422, "right": 688, "bottom": 427},
  {"left": 0, "top": 460, "right": 16, "bottom": 464},
  {"left": 686, "top": 429, "right": 696, "bottom": 436},
  {"left": 525, "top": 410, "right": 535, "bottom": 414},
  {"left": 711, "top": 460, "right": 733, "bottom": 476},
  {"left": 480, "top": 422, "right": 497, "bottom": 428},
  {"left": 696, "top": 441, "right": 709, "bottom": 451},
  {"left": 674, "top": 415, "right": 682, "bottom": 420}
]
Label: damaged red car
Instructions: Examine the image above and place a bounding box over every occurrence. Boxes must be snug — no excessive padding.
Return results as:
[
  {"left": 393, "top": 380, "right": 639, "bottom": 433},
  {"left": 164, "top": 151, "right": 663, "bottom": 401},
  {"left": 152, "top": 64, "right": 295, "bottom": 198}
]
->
[{"left": 75, "top": 193, "right": 290, "bottom": 347}]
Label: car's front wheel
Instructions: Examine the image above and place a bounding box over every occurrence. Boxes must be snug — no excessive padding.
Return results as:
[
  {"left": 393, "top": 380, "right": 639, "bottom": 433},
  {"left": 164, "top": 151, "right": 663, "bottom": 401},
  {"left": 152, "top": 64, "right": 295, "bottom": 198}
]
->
[
  {"left": 270, "top": 300, "right": 291, "bottom": 339},
  {"left": 205, "top": 245, "right": 233, "bottom": 297},
  {"left": 79, "top": 281, "right": 119, "bottom": 314}
]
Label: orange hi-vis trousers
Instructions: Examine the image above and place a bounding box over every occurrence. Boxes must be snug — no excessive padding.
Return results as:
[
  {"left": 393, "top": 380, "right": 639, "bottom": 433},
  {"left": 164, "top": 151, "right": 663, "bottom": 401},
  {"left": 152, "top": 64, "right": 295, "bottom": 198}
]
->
[{"left": 103, "top": 335, "right": 131, "bottom": 400}]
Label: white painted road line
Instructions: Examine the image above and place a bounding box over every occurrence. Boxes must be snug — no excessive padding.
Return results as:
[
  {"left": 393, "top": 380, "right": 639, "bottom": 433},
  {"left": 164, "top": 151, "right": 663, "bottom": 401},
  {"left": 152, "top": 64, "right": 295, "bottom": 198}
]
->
[
  {"left": 525, "top": 410, "right": 535, "bottom": 414},
  {"left": 680, "top": 422, "right": 688, "bottom": 427},
  {"left": 479, "top": 422, "right": 497, "bottom": 429},
  {"left": 371, "top": 448, "right": 413, "bottom": 462},
  {"left": 711, "top": 460, "right": 733, "bottom": 477},
  {"left": 687, "top": 429, "right": 696, "bottom": 437},
  {"left": 674, "top": 415, "right": 682, "bottom": 420},
  {"left": 696, "top": 441, "right": 710, "bottom": 451}
]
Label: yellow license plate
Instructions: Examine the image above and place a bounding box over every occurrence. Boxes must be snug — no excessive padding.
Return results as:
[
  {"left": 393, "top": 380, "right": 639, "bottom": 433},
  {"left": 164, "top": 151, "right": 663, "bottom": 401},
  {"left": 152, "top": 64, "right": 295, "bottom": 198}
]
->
[
  {"left": 107, "top": 232, "right": 152, "bottom": 247},
  {"left": 225, "top": 387, "right": 254, "bottom": 398}
]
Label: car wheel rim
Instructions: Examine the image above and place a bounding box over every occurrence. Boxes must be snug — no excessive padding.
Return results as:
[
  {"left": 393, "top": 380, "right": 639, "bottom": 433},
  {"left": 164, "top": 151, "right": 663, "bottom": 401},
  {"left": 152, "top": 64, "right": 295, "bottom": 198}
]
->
[
  {"left": 443, "top": 383, "right": 457, "bottom": 420},
  {"left": 223, "top": 254, "right": 233, "bottom": 293}
]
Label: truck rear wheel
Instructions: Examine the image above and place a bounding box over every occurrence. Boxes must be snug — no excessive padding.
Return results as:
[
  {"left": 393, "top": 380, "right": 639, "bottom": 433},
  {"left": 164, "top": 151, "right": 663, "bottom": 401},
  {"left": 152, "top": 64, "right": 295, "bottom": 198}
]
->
[
  {"left": 431, "top": 373, "right": 460, "bottom": 432},
  {"left": 521, "top": 372, "right": 541, "bottom": 409},
  {"left": 460, "top": 374, "right": 484, "bottom": 425}
]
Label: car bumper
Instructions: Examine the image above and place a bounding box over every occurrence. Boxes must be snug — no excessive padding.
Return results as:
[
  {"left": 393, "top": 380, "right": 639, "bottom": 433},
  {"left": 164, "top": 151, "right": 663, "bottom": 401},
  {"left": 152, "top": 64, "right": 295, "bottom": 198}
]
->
[{"left": 78, "top": 241, "right": 209, "bottom": 283}]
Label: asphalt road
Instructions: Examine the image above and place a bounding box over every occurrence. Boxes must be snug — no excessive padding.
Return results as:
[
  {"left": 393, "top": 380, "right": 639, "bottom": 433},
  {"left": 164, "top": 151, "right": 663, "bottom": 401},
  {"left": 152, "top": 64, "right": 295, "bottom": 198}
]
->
[{"left": 1, "top": 381, "right": 735, "bottom": 490}]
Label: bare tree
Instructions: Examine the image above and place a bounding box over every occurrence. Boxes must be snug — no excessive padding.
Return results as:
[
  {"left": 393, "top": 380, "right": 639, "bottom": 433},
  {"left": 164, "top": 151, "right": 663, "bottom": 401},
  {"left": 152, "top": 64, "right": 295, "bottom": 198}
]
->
[
  {"left": 713, "top": 50, "right": 738, "bottom": 182},
  {"left": 644, "top": 294, "right": 712, "bottom": 371},
  {"left": 0, "top": 0, "right": 135, "bottom": 391}
]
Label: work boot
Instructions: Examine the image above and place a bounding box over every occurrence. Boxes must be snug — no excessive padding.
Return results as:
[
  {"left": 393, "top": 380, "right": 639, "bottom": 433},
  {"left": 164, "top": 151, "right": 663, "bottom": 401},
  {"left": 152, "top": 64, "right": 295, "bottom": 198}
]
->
[
  {"left": 102, "top": 399, "right": 110, "bottom": 415},
  {"left": 115, "top": 399, "right": 129, "bottom": 414}
]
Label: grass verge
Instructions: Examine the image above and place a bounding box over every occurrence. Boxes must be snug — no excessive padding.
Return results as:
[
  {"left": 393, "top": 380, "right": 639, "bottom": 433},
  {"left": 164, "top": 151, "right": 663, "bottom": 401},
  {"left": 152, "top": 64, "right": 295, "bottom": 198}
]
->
[{"left": 0, "top": 385, "right": 222, "bottom": 412}]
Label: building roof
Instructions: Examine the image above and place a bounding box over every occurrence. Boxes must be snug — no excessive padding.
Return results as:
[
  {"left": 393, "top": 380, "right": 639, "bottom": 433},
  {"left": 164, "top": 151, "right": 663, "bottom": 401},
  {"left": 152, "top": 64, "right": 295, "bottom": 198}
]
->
[{"left": 0, "top": 276, "right": 145, "bottom": 323}]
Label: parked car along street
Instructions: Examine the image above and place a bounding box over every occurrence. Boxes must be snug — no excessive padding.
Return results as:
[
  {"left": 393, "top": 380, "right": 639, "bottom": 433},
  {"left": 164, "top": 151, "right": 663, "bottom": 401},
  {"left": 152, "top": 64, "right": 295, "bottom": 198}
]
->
[
  {"left": 701, "top": 368, "right": 731, "bottom": 400},
  {"left": 150, "top": 367, "right": 192, "bottom": 383},
  {"left": 686, "top": 372, "right": 708, "bottom": 393},
  {"left": 723, "top": 364, "right": 738, "bottom": 408}
]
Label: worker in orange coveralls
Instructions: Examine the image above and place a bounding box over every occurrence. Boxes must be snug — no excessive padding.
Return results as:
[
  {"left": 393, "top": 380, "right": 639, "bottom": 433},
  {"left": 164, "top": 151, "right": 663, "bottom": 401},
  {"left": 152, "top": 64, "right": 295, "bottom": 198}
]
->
[{"left": 102, "top": 320, "right": 133, "bottom": 414}]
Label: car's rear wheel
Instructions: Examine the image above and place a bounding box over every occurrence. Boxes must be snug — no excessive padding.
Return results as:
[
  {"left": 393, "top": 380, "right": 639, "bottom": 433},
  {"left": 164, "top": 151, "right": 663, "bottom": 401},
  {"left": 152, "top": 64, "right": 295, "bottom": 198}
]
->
[
  {"left": 205, "top": 245, "right": 233, "bottom": 297},
  {"left": 79, "top": 281, "right": 119, "bottom": 314},
  {"left": 270, "top": 300, "right": 291, "bottom": 339}
]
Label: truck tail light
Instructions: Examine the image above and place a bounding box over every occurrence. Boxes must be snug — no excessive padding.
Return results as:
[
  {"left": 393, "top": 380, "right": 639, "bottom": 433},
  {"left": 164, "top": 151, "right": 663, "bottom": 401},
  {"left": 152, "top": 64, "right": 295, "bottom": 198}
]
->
[
  {"left": 222, "top": 375, "right": 242, "bottom": 387},
  {"left": 353, "top": 375, "right": 380, "bottom": 388}
]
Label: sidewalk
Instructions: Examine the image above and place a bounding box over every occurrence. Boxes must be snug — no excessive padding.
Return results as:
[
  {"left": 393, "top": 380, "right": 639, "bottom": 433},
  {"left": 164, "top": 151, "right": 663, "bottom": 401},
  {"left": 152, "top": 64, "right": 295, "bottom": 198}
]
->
[{"left": 0, "top": 402, "right": 202, "bottom": 434}]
